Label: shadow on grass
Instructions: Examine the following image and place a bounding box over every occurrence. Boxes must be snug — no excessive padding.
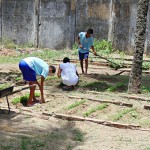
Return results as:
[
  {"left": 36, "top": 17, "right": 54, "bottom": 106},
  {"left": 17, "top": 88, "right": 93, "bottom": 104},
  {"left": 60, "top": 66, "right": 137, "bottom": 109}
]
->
[
  {"left": 79, "top": 73, "right": 150, "bottom": 93},
  {"left": 78, "top": 73, "right": 129, "bottom": 92},
  {"left": 0, "top": 110, "right": 84, "bottom": 150}
]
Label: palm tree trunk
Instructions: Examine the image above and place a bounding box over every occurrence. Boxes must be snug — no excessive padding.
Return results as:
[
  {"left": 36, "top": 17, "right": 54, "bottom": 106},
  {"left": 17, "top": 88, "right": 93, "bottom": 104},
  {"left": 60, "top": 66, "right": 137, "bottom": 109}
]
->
[{"left": 128, "top": 0, "right": 149, "bottom": 93}]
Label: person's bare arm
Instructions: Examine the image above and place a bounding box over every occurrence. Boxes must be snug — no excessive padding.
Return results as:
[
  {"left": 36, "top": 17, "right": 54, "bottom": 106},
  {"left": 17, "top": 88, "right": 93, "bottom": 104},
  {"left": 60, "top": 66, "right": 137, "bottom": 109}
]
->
[
  {"left": 57, "top": 66, "right": 62, "bottom": 77},
  {"left": 37, "top": 76, "right": 45, "bottom": 103},
  {"left": 76, "top": 71, "right": 79, "bottom": 77},
  {"left": 91, "top": 46, "right": 97, "bottom": 55},
  {"left": 77, "top": 36, "right": 83, "bottom": 49}
]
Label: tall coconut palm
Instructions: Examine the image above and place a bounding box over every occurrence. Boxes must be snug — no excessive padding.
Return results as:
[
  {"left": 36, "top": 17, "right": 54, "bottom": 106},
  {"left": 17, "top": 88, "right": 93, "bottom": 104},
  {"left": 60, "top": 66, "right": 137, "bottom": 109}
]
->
[{"left": 128, "top": 0, "right": 149, "bottom": 93}]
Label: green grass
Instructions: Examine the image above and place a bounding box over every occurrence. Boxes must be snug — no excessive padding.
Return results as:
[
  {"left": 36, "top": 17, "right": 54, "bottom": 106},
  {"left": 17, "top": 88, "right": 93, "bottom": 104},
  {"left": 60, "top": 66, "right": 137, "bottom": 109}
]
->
[
  {"left": 12, "top": 93, "right": 40, "bottom": 105},
  {"left": 83, "top": 103, "right": 109, "bottom": 117},
  {"left": 81, "top": 81, "right": 109, "bottom": 92},
  {"left": 106, "top": 82, "right": 127, "bottom": 92},
  {"left": 66, "top": 100, "right": 86, "bottom": 110},
  {"left": 73, "top": 129, "right": 84, "bottom": 142},
  {"left": 145, "top": 147, "right": 150, "bottom": 150},
  {"left": 0, "top": 83, "right": 12, "bottom": 90},
  {"left": 0, "top": 49, "right": 72, "bottom": 64},
  {"left": 111, "top": 108, "right": 136, "bottom": 122},
  {"left": 15, "top": 76, "right": 23, "bottom": 81}
]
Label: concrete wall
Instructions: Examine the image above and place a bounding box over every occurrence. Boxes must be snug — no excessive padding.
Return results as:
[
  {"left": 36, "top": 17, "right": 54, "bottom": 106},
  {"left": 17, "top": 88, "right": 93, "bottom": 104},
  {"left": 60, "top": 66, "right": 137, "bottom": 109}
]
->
[
  {"left": 0, "top": 0, "right": 150, "bottom": 54},
  {"left": 1, "top": 0, "right": 37, "bottom": 45}
]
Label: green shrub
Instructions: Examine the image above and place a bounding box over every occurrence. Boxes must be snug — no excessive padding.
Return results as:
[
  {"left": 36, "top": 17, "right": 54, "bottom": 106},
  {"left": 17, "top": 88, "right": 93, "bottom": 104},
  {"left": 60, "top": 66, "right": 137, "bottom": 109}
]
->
[
  {"left": 94, "top": 39, "right": 113, "bottom": 54},
  {"left": 142, "top": 62, "right": 150, "bottom": 70},
  {"left": 12, "top": 93, "right": 40, "bottom": 105}
]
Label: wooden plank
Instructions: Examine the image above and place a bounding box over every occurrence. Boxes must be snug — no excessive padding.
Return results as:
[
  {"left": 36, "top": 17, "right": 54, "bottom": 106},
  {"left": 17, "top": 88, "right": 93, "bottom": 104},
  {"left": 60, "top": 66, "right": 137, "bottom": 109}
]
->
[
  {"left": 43, "top": 112, "right": 150, "bottom": 131},
  {"left": 144, "top": 105, "right": 150, "bottom": 110},
  {"left": 48, "top": 94, "right": 133, "bottom": 107},
  {"left": 121, "top": 95, "right": 150, "bottom": 102}
]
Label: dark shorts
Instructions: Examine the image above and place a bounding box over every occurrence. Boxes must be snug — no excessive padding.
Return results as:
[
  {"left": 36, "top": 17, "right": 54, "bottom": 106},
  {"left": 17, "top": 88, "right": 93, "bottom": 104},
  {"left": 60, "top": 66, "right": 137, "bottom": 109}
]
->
[
  {"left": 78, "top": 52, "right": 89, "bottom": 60},
  {"left": 19, "top": 60, "right": 37, "bottom": 82}
]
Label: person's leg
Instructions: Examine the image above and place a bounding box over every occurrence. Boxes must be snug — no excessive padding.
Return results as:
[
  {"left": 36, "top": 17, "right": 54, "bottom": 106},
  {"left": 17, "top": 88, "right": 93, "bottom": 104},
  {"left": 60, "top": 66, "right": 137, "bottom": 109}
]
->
[
  {"left": 79, "top": 52, "right": 84, "bottom": 74},
  {"left": 80, "top": 60, "right": 84, "bottom": 74},
  {"left": 85, "top": 58, "right": 88, "bottom": 74},
  {"left": 28, "top": 81, "right": 36, "bottom": 106},
  {"left": 84, "top": 52, "right": 89, "bottom": 74}
]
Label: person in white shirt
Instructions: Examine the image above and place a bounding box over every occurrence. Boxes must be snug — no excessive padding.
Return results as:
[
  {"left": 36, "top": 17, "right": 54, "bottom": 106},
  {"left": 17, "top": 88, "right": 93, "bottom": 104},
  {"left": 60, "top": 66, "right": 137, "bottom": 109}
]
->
[{"left": 57, "top": 57, "right": 79, "bottom": 90}]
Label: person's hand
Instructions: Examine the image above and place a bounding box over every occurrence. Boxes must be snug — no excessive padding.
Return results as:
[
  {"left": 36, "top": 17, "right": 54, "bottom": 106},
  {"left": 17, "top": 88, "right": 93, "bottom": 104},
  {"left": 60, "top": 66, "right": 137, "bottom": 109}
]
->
[
  {"left": 93, "top": 51, "right": 97, "bottom": 55},
  {"left": 79, "top": 44, "right": 83, "bottom": 49}
]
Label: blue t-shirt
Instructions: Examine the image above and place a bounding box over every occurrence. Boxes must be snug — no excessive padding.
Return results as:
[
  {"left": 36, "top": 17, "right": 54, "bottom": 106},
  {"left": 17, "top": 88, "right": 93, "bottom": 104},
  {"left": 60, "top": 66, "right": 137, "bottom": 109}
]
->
[
  {"left": 23, "top": 57, "right": 49, "bottom": 78},
  {"left": 78, "top": 32, "right": 94, "bottom": 53}
]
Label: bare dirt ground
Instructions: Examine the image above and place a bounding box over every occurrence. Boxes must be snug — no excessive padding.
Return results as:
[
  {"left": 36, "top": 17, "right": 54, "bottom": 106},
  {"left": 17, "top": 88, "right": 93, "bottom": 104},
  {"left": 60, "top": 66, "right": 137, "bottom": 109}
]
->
[{"left": 0, "top": 49, "right": 150, "bottom": 150}]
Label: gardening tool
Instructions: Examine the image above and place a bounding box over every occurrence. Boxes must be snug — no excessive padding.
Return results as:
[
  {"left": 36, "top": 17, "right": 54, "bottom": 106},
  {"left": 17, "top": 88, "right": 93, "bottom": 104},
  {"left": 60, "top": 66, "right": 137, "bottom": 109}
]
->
[
  {"left": 90, "top": 51, "right": 125, "bottom": 70},
  {"left": 0, "top": 84, "right": 36, "bottom": 114}
]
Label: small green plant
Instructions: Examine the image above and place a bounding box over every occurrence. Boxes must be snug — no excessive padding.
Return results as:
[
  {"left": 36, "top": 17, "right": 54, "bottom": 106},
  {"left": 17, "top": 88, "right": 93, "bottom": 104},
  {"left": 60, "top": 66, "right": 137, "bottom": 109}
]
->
[
  {"left": 15, "top": 76, "right": 23, "bottom": 81},
  {"left": 21, "top": 136, "right": 31, "bottom": 150},
  {"left": 73, "top": 43, "right": 78, "bottom": 51},
  {"left": 142, "top": 62, "right": 150, "bottom": 70},
  {"left": 12, "top": 93, "right": 40, "bottom": 105},
  {"left": 83, "top": 103, "right": 109, "bottom": 117},
  {"left": 45, "top": 76, "right": 59, "bottom": 81},
  {"left": 66, "top": 100, "right": 86, "bottom": 110},
  {"left": 141, "top": 86, "right": 150, "bottom": 93},
  {"left": 111, "top": 108, "right": 136, "bottom": 122},
  {"left": 73, "top": 129, "right": 84, "bottom": 142},
  {"left": 2, "top": 38, "right": 17, "bottom": 49}
]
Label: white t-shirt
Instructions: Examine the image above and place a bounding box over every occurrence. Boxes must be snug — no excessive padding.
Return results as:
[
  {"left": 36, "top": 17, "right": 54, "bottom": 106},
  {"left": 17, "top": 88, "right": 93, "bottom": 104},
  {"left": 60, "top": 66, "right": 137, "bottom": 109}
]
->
[{"left": 60, "top": 63, "right": 79, "bottom": 86}]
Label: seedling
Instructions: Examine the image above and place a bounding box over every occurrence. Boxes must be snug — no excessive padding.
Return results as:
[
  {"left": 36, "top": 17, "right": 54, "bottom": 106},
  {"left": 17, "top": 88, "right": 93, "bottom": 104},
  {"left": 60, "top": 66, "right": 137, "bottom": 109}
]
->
[
  {"left": 111, "top": 108, "right": 136, "bottom": 122},
  {"left": 83, "top": 103, "right": 109, "bottom": 117},
  {"left": 66, "top": 100, "right": 86, "bottom": 110}
]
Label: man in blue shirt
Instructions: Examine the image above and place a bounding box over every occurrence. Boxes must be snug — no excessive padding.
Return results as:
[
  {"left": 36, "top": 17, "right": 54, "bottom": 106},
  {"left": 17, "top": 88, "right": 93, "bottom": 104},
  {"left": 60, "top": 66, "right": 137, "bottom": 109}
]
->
[
  {"left": 19, "top": 57, "right": 56, "bottom": 107},
  {"left": 77, "top": 29, "right": 97, "bottom": 74}
]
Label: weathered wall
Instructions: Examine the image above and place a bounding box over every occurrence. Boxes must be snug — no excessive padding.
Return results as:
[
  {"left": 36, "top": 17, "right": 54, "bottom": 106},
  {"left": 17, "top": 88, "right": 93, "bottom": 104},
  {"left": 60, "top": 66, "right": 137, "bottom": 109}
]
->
[
  {"left": 39, "top": 0, "right": 74, "bottom": 49},
  {"left": 75, "top": 0, "right": 111, "bottom": 40},
  {"left": 0, "top": 0, "right": 150, "bottom": 54},
  {"left": 1, "top": 0, "right": 37, "bottom": 45},
  {"left": 111, "top": 0, "right": 138, "bottom": 54}
]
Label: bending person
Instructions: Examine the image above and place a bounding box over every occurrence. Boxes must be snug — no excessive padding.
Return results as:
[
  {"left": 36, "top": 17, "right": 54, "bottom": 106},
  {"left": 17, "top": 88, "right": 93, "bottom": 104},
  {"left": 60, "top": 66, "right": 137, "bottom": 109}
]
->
[{"left": 19, "top": 57, "right": 56, "bottom": 107}]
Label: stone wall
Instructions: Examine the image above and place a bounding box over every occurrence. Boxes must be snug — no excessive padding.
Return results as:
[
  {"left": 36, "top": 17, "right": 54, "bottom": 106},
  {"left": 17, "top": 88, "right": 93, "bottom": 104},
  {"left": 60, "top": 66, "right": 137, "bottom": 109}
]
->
[{"left": 0, "top": 0, "right": 150, "bottom": 54}]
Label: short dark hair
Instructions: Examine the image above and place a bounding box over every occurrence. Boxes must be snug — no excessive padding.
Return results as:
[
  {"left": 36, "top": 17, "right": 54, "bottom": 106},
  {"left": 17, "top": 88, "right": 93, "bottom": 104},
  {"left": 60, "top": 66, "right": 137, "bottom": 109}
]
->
[
  {"left": 63, "top": 57, "right": 70, "bottom": 63},
  {"left": 49, "top": 65, "right": 56, "bottom": 73},
  {"left": 87, "top": 28, "right": 93, "bottom": 34}
]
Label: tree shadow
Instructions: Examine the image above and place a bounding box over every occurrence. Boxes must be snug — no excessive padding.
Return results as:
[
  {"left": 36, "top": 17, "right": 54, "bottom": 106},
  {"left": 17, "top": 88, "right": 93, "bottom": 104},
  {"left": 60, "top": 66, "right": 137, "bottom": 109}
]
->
[
  {"left": 0, "top": 110, "right": 85, "bottom": 150},
  {"left": 78, "top": 73, "right": 129, "bottom": 93},
  {"left": 79, "top": 73, "right": 150, "bottom": 93}
]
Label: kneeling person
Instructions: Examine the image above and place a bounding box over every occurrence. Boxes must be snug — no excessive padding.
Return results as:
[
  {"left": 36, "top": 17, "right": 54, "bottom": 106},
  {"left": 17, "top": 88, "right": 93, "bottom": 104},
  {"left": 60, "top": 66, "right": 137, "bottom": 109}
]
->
[{"left": 57, "top": 57, "right": 79, "bottom": 90}]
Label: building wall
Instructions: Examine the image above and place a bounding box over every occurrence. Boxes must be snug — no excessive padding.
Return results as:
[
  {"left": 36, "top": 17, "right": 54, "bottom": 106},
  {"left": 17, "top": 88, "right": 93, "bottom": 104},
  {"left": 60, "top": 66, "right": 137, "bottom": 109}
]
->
[{"left": 0, "top": 0, "right": 149, "bottom": 54}]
